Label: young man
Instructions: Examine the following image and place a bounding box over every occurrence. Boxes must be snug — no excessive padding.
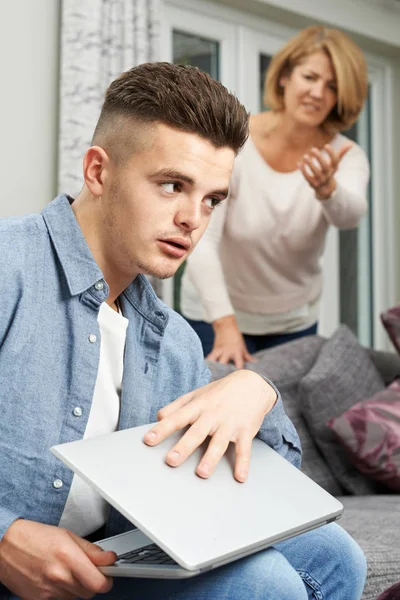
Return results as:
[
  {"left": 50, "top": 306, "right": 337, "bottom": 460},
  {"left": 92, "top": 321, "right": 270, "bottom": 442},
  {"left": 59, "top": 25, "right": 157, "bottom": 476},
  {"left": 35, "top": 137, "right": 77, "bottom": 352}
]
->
[{"left": 0, "top": 63, "right": 366, "bottom": 600}]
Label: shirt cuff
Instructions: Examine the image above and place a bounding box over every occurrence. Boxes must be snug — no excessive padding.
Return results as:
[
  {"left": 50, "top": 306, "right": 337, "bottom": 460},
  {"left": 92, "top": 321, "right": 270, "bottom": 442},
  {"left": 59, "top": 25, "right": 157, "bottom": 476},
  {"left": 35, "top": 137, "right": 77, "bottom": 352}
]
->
[{"left": 256, "top": 375, "right": 302, "bottom": 468}]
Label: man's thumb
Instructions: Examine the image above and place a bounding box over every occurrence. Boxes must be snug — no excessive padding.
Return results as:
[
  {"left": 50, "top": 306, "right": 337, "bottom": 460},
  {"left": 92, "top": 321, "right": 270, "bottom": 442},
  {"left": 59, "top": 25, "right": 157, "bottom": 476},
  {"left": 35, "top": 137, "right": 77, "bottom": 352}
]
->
[
  {"left": 70, "top": 532, "right": 117, "bottom": 565},
  {"left": 88, "top": 545, "right": 118, "bottom": 566}
]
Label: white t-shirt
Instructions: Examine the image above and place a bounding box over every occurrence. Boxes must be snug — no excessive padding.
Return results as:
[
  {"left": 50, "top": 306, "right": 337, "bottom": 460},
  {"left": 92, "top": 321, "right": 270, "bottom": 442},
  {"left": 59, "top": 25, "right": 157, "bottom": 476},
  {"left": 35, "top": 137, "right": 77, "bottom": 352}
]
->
[
  {"left": 59, "top": 302, "right": 128, "bottom": 536},
  {"left": 181, "top": 133, "right": 369, "bottom": 334}
]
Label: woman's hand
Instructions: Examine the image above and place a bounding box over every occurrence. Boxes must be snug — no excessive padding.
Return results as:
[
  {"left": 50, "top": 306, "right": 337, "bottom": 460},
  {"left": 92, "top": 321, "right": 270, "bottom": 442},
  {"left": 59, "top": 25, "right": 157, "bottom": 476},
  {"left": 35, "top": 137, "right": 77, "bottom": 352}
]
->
[
  {"left": 207, "top": 315, "right": 255, "bottom": 369},
  {"left": 298, "top": 142, "right": 352, "bottom": 200}
]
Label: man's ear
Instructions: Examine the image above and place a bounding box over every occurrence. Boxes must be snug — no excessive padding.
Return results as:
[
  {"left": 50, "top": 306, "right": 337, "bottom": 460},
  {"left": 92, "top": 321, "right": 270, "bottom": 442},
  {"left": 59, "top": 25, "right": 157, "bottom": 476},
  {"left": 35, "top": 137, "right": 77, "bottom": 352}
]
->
[{"left": 83, "top": 146, "right": 110, "bottom": 197}]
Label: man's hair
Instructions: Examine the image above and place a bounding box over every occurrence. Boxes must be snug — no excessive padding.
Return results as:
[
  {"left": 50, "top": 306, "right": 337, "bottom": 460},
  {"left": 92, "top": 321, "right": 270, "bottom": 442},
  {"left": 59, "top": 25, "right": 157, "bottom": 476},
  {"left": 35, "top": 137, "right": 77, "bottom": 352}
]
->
[{"left": 92, "top": 62, "right": 249, "bottom": 162}]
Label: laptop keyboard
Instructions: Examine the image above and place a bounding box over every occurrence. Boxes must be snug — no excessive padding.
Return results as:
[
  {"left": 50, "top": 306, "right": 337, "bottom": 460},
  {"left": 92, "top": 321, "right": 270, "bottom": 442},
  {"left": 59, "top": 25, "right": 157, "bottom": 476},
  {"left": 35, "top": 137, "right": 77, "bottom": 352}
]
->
[{"left": 118, "top": 543, "right": 178, "bottom": 566}]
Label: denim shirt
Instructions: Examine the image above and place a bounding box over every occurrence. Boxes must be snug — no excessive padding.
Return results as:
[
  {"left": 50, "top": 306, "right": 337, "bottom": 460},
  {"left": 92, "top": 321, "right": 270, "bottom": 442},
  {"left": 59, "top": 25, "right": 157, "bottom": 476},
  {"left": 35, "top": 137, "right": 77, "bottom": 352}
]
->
[{"left": 0, "top": 195, "right": 301, "bottom": 546}]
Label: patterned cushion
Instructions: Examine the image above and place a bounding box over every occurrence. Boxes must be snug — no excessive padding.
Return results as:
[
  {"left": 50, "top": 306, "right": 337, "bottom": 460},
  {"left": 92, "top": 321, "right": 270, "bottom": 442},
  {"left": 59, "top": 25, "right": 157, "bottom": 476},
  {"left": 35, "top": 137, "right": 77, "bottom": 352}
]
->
[
  {"left": 381, "top": 305, "right": 400, "bottom": 355},
  {"left": 377, "top": 581, "right": 400, "bottom": 600},
  {"left": 208, "top": 335, "right": 343, "bottom": 495},
  {"left": 299, "top": 325, "right": 386, "bottom": 494},
  {"left": 327, "top": 379, "right": 400, "bottom": 492}
]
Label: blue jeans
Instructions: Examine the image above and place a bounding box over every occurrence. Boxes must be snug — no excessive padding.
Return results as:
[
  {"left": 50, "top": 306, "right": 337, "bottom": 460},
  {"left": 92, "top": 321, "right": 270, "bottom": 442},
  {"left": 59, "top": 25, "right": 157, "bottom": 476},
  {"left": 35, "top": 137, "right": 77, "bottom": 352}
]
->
[
  {"left": 185, "top": 318, "right": 318, "bottom": 357},
  {"left": 99, "top": 523, "right": 367, "bottom": 599}
]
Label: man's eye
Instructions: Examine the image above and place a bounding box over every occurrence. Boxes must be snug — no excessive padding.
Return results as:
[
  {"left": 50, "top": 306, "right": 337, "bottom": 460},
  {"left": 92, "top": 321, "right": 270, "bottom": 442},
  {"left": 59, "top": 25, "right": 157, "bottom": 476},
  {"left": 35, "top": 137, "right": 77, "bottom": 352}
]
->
[
  {"left": 204, "top": 198, "right": 221, "bottom": 209},
  {"left": 161, "top": 182, "right": 179, "bottom": 194}
]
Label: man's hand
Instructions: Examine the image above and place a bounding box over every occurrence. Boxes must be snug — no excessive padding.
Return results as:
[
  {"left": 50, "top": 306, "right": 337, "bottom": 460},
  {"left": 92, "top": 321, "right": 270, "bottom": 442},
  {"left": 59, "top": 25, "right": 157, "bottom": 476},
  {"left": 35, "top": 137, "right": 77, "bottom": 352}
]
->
[
  {"left": 207, "top": 315, "right": 255, "bottom": 369},
  {"left": 0, "top": 519, "right": 116, "bottom": 600},
  {"left": 144, "top": 370, "right": 277, "bottom": 482},
  {"left": 298, "top": 142, "right": 352, "bottom": 200}
]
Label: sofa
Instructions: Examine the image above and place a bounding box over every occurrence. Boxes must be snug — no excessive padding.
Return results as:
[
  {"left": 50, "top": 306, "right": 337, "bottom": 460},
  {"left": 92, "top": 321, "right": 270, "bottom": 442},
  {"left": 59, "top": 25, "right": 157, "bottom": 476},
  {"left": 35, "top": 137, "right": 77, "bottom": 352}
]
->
[{"left": 207, "top": 325, "right": 400, "bottom": 600}]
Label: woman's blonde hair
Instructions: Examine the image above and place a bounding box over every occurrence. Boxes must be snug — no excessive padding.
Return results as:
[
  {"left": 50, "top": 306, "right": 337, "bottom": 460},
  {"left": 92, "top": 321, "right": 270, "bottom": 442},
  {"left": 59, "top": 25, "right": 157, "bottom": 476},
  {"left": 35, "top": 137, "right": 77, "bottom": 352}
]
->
[{"left": 264, "top": 26, "right": 368, "bottom": 132}]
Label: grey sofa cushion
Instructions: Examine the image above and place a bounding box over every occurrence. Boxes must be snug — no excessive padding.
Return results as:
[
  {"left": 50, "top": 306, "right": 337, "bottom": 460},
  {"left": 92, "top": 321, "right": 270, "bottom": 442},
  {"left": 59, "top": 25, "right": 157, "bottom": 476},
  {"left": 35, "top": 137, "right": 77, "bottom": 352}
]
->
[
  {"left": 339, "top": 495, "right": 400, "bottom": 600},
  {"left": 299, "top": 325, "right": 385, "bottom": 495},
  {"left": 368, "top": 348, "right": 400, "bottom": 386},
  {"left": 208, "top": 335, "right": 343, "bottom": 495}
]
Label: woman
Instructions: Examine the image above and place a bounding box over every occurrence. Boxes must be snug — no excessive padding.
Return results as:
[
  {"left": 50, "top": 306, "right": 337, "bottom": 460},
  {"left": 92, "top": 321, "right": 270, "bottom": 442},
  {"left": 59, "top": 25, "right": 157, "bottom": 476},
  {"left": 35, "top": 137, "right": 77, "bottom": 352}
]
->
[{"left": 181, "top": 25, "right": 369, "bottom": 368}]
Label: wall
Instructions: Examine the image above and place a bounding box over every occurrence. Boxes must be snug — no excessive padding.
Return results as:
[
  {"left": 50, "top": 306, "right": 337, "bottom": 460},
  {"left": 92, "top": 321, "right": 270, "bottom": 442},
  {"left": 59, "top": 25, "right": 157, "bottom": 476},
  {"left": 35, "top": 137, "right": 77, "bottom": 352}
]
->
[{"left": 0, "top": 0, "right": 60, "bottom": 218}]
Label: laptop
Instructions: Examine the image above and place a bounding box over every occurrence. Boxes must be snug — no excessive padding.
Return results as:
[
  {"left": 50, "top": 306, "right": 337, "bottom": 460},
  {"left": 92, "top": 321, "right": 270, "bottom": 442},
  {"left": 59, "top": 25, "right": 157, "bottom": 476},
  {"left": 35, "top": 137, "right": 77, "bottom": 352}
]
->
[{"left": 51, "top": 424, "right": 343, "bottom": 579}]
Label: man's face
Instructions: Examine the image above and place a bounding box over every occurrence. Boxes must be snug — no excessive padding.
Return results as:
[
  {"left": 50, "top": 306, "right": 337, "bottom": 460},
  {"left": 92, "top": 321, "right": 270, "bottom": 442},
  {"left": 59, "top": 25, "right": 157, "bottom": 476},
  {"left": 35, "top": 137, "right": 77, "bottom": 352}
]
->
[{"left": 99, "top": 123, "right": 235, "bottom": 281}]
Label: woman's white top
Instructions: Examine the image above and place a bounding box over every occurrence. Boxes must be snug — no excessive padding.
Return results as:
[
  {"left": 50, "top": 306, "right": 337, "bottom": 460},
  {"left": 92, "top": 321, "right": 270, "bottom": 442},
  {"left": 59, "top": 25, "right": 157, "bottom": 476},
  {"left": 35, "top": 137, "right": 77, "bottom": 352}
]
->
[
  {"left": 59, "top": 301, "right": 128, "bottom": 536},
  {"left": 181, "top": 133, "right": 369, "bottom": 334}
]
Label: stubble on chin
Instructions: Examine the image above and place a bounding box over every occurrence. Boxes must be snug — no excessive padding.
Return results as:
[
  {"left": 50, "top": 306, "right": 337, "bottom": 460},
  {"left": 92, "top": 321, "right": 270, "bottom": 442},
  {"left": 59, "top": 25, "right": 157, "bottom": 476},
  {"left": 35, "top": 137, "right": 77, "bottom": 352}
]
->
[{"left": 135, "top": 258, "right": 181, "bottom": 281}]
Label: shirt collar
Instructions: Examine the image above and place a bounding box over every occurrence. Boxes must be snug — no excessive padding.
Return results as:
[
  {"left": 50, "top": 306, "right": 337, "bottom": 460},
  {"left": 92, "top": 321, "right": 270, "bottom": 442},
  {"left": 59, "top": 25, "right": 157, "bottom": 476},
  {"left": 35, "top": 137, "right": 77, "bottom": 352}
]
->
[
  {"left": 42, "top": 195, "right": 169, "bottom": 329},
  {"left": 42, "top": 194, "right": 104, "bottom": 296}
]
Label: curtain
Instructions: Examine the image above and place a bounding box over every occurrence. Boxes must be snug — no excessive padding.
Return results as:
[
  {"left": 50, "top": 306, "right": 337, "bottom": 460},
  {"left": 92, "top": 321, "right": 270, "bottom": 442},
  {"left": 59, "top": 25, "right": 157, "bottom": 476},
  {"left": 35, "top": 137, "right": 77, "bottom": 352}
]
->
[{"left": 58, "top": 0, "right": 161, "bottom": 196}]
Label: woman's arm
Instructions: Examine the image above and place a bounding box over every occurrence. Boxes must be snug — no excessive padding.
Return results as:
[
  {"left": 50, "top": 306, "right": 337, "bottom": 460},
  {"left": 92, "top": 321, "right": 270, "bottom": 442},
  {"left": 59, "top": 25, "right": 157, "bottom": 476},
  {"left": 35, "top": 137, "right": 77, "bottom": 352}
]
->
[
  {"left": 184, "top": 170, "right": 253, "bottom": 367},
  {"left": 319, "top": 144, "right": 369, "bottom": 228},
  {"left": 299, "top": 141, "right": 370, "bottom": 229},
  {"left": 184, "top": 192, "right": 234, "bottom": 323}
]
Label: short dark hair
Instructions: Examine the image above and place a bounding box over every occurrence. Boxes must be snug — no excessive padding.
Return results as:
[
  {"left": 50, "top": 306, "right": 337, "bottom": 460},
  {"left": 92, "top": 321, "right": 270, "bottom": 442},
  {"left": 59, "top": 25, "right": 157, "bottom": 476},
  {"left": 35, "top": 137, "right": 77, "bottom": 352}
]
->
[{"left": 92, "top": 62, "right": 249, "bottom": 161}]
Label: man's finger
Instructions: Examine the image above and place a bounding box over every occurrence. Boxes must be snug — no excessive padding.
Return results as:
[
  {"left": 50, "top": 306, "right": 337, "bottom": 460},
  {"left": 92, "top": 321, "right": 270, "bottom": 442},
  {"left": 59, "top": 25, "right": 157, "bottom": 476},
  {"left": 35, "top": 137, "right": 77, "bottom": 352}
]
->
[
  {"left": 62, "top": 576, "right": 101, "bottom": 600},
  {"left": 234, "top": 434, "right": 253, "bottom": 483},
  {"left": 165, "top": 418, "right": 212, "bottom": 466},
  {"left": 196, "top": 431, "right": 231, "bottom": 478},
  {"left": 156, "top": 390, "right": 194, "bottom": 420},
  {"left": 64, "top": 535, "right": 114, "bottom": 596},
  {"left": 144, "top": 402, "right": 201, "bottom": 446},
  {"left": 70, "top": 535, "right": 116, "bottom": 566}
]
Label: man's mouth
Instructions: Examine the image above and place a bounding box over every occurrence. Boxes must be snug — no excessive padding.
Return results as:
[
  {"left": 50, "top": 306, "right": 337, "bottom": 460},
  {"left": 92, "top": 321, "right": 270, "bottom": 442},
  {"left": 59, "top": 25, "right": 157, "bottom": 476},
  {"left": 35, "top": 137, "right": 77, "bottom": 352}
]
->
[{"left": 157, "top": 238, "right": 191, "bottom": 259}]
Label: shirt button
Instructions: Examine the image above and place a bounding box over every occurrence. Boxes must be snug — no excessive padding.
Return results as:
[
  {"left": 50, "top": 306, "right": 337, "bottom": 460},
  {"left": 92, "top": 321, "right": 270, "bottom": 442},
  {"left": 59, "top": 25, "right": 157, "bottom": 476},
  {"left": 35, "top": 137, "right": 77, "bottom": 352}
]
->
[
  {"left": 95, "top": 280, "right": 104, "bottom": 291},
  {"left": 72, "top": 406, "right": 83, "bottom": 417},
  {"left": 53, "top": 479, "right": 63, "bottom": 489},
  {"left": 88, "top": 334, "right": 97, "bottom": 343}
]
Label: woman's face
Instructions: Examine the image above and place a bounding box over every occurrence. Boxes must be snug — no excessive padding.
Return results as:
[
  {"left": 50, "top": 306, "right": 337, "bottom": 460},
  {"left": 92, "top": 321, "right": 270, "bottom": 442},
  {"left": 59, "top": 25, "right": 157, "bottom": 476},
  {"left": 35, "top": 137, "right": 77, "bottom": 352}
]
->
[{"left": 280, "top": 50, "right": 338, "bottom": 128}]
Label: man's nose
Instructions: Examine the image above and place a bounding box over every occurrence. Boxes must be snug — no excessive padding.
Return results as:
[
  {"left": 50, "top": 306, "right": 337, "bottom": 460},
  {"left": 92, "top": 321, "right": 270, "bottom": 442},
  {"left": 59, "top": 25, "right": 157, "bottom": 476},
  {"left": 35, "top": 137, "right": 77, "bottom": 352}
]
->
[{"left": 174, "top": 199, "right": 202, "bottom": 231}]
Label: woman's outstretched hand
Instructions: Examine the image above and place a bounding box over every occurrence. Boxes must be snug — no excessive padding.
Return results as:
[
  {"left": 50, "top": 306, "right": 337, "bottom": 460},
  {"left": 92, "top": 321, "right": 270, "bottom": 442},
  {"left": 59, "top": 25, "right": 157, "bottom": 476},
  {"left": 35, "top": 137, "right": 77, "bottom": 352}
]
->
[{"left": 298, "top": 142, "right": 352, "bottom": 200}]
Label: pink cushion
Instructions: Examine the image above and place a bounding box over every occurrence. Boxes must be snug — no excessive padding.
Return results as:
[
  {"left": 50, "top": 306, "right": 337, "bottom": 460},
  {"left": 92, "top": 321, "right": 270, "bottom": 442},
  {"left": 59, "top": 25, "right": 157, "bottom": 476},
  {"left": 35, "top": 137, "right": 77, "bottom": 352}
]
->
[
  {"left": 327, "top": 379, "right": 400, "bottom": 492},
  {"left": 381, "top": 305, "right": 400, "bottom": 354},
  {"left": 377, "top": 581, "right": 400, "bottom": 600}
]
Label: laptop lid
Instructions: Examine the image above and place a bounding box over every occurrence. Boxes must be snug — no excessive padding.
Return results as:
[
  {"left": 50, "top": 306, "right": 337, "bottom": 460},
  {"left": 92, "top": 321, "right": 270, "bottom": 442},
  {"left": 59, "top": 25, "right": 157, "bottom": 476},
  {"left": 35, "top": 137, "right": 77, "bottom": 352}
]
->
[{"left": 51, "top": 424, "right": 343, "bottom": 571}]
